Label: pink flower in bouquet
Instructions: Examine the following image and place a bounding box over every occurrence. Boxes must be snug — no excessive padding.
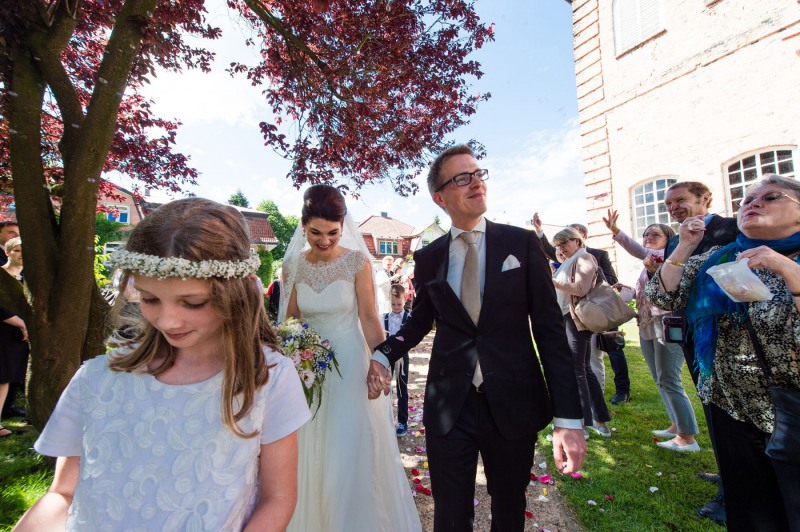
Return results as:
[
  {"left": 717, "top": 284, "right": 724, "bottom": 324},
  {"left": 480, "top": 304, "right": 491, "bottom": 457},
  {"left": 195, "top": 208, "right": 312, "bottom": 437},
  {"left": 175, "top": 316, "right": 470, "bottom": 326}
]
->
[
  {"left": 290, "top": 352, "right": 302, "bottom": 366},
  {"left": 321, "top": 340, "right": 330, "bottom": 348},
  {"left": 301, "top": 349, "right": 314, "bottom": 360}
]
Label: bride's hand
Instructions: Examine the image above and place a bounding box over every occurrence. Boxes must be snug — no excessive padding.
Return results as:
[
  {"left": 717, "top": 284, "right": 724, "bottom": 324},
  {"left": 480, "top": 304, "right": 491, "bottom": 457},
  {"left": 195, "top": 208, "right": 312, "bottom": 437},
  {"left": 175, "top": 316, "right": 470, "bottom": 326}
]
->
[{"left": 367, "top": 360, "right": 391, "bottom": 399}]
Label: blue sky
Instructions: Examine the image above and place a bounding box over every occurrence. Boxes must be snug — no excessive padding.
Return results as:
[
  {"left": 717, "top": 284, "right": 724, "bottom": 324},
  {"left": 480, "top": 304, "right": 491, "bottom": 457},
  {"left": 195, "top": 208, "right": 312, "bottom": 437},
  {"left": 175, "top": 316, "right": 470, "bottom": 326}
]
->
[{"left": 130, "top": 1, "right": 585, "bottom": 230}]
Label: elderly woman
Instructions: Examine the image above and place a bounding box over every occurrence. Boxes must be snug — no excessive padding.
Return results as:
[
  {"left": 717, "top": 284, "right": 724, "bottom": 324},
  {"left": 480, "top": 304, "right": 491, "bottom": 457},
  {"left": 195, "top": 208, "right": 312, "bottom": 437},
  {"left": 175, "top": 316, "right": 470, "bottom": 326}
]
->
[
  {"left": 552, "top": 228, "right": 612, "bottom": 438},
  {"left": 604, "top": 211, "right": 700, "bottom": 451},
  {"left": 646, "top": 174, "right": 800, "bottom": 531},
  {"left": 0, "top": 237, "right": 28, "bottom": 438}
]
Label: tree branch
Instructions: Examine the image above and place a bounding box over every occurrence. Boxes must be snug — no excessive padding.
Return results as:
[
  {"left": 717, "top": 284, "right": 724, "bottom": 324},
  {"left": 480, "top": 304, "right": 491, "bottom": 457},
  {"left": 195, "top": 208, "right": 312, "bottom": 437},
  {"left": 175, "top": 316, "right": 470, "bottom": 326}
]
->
[{"left": 242, "top": 0, "right": 348, "bottom": 101}]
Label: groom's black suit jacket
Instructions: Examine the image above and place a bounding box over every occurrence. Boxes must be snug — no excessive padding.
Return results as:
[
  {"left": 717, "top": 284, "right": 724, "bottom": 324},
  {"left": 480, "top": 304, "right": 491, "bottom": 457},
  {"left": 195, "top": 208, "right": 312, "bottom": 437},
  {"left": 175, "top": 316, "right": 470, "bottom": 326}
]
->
[{"left": 374, "top": 220, "right": 582, "bottom": 440}]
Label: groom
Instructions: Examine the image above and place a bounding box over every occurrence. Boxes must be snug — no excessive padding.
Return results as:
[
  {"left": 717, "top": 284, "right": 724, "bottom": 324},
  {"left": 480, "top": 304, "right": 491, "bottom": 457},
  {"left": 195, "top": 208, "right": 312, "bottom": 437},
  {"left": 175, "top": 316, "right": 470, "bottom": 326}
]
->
[{"left": 368, "top": 145, "right": 586, "bottom": 531}]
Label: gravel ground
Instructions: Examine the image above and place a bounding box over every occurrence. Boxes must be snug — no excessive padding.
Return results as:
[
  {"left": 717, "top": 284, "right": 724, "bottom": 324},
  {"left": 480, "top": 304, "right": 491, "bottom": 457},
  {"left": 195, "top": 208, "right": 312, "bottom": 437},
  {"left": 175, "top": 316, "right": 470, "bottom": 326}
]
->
[{"left": 395, "top": 333, "right": 582, "bottom": 531}]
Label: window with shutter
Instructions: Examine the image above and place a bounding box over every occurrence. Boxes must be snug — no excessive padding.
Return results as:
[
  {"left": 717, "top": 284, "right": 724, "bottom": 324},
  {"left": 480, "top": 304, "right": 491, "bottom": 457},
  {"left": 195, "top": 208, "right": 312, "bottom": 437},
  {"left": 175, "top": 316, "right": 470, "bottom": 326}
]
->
[{"left": 613, "top": 0, "right": 664, "bottom": 56}]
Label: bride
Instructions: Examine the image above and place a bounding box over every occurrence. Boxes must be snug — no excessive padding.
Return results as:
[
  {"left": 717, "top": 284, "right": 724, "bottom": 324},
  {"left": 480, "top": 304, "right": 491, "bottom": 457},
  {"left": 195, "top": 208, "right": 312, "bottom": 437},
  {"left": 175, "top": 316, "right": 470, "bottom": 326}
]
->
[{"left": 280, "top": 185, "right": 421, "bottom": 532}]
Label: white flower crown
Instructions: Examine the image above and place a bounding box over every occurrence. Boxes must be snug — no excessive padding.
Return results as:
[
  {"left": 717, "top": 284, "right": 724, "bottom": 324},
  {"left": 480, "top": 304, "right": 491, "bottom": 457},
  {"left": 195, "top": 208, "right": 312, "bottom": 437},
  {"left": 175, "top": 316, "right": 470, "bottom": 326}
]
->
[{"left": 108, "top": 250, "right": 261, "bottom": 280}]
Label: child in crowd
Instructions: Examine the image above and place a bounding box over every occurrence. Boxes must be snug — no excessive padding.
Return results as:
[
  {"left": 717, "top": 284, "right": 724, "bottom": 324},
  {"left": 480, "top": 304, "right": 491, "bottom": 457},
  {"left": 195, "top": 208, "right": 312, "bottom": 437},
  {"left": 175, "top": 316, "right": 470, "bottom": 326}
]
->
[
  {"left": 14, "top": 198, "right": 311, "bottom": 531},
  {"left": 384, "top": 285, "right": 411, "bottom": 437}
]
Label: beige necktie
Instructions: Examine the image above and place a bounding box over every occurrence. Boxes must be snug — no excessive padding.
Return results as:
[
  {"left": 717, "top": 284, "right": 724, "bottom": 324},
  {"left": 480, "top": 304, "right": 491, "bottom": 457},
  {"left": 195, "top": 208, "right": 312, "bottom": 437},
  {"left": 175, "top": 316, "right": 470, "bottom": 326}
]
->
[{"left": 459, "top": 231, "right": 483, "bottom": 388}]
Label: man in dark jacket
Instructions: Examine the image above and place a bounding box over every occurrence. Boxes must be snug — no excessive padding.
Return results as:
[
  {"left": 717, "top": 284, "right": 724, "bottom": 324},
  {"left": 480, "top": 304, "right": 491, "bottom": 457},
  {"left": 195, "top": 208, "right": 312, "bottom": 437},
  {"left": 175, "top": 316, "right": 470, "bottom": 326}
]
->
[
  {"left": 368, "top": 145, "right": 585, "bottom": 531},
  {"left": 533, "top": 214, "right": 631, "bottom": 405},
  {"left": 660, "top": 181, "right": 739, "bottom": 523}
]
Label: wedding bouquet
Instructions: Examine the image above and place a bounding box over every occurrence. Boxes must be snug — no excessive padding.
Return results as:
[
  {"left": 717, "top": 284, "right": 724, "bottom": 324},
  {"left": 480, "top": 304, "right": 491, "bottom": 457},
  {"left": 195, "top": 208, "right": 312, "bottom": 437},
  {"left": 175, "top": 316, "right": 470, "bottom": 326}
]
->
[{"left": 274, "top": 318, "right": 340, "bottom": 414}]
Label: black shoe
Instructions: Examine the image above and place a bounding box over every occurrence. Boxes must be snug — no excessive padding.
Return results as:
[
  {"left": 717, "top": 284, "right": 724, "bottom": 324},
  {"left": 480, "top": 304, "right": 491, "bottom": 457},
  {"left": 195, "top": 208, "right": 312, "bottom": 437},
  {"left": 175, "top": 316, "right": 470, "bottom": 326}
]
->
[
  {"left": 697, "top": 493, "right": 726, "bottom": 524},
  {"left": 3, "top": 406, "right": 26, "bottom": 418},
  {"left": 697, "top": 472, "right": 720, "bottom": 483},
  {"left": 610, "top": 393, "right": 631, "bottom": 405}
]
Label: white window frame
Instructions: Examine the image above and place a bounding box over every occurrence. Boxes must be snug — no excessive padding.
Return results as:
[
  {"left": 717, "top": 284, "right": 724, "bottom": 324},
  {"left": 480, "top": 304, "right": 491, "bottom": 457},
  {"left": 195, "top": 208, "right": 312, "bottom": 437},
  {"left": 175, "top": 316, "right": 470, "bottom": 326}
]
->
[
  {"left": 630, "top": 176, "right": 678, "bottom": 238},
  {"left": 378, "top": 240, "right": 399, "bottom": 255},
  {"left": 104, "top": 203, "right": 130, "bottom": 224},
  {"left": 613, "top": 0, "right": 665, "bottom": 56},
  {"left": 724, "top": 147, "right": 796, "bottom": 215}
]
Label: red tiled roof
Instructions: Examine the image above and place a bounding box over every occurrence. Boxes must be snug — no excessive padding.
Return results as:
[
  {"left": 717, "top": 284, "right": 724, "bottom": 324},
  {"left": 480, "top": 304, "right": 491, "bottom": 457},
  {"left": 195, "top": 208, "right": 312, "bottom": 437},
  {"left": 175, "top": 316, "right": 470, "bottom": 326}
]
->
[
  {"left": 357, "top": 215, "right": 415, "bottom": 239},
  {"left": 246, "top": 216, "right": 278, "bottom": 245}
]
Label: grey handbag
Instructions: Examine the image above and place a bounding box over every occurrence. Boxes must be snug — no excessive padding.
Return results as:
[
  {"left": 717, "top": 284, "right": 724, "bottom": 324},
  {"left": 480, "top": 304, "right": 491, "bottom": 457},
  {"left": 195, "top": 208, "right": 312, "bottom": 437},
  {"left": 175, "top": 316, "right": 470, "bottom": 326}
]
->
[{"left": 570, "top": 259, "right": 637, "bottom": 333}]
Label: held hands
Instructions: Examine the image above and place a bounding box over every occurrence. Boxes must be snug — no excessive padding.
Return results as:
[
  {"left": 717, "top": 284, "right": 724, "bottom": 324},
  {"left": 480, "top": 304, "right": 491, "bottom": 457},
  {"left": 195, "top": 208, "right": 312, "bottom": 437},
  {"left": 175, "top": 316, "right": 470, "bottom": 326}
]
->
[
  {"left": 552, "top": 427, "right": 587, "bottom": 475},
  {"left": 367, "top": 360, "right": 391, "bottom": 400},
  {"left": 603, "top": 209, "right": 620, "bottom": 236}
]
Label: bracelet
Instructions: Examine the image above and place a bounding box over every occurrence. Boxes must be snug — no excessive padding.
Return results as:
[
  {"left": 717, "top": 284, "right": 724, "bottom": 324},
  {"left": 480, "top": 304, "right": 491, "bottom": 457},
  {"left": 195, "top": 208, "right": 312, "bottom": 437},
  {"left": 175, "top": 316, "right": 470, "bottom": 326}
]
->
[{"left": 665, "top": 259, "right": 685, "bottom": 268}]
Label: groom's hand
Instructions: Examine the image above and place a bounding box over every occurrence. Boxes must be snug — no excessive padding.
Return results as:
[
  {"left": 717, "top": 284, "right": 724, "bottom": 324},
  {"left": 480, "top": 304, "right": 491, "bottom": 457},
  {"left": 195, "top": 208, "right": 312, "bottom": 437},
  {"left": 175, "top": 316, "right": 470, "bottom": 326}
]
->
[
  {"left": 367, "top": 360, "right": 391, "bottom": 400},
  {"left": 552, "top": 427, "right": 587, "bottom": 475}
]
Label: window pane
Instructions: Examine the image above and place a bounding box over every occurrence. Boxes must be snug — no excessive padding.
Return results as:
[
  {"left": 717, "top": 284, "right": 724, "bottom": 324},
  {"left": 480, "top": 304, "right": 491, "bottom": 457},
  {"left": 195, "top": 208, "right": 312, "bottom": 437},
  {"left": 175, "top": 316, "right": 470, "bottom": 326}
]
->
[
  {"left": 657, "top": 189, "right": 665, "bottom": 201},
  {"left": 658, "top": 203, "right": 667, "bottom": 213},
  {"left": 743, "top": 155, "right": 756, "bottom": 169},
  {"left": 777, "top": 150, "right": 792, "bottom": 159},
  {"left": 645, "top": 204, "right": 655, "bottom": 216},
  {"left": 645, "top": 192, "right": 654, "bottom": 203},
  {"left": 731, "top": 187, "right": 743, "bottom": 200},
  {"left": 728, "top": 161, "right": 741, "bottom": 172},
  {"left": 744, "top": 168, "right": 757, "bottom": 182},
  {"left": 761, "top": 164, "right": 776, "bottom": 174},
  {"left": 760, "top": 151, "right": 775, "bottom": 165},
  {"left": 644, "top": 182, "right": 653, "bottom": 193},
  {"left": 636, "top": 207, "right": 645, "bottom": 217},
  {"left": 778, "top": 161, "right": 794, "bottom": 175},
  {"left": 120, "top": 213, "right": 128, "bottom": 223},
  {"left": 728, "top": 171, "right": 742, "bottom": 185}
]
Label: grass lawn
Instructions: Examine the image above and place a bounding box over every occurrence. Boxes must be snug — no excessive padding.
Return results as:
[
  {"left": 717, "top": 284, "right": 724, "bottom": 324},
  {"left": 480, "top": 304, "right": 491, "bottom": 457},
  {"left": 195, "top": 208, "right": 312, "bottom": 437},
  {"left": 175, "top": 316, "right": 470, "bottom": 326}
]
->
[
  {"left": 538, "top": 322, "right": 722, "bottom": 531},
  {"left": 0, "top": 322, "right": 725, "bottom": 531},
  {"left": 0, "top": 417, "right": 50, "bottom": 531}
]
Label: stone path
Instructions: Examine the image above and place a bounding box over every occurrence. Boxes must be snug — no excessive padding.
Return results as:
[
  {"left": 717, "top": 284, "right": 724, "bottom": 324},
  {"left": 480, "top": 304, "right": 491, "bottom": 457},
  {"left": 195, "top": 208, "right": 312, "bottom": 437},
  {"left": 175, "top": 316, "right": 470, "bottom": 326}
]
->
[{"left": 395, "top": 332, "right": 582, "bottom": 531}]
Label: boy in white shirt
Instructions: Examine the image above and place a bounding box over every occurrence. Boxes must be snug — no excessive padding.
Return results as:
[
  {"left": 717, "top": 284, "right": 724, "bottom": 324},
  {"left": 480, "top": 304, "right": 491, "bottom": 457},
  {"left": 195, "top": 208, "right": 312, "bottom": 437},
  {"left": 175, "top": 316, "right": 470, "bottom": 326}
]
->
[{"left": 383, "top": 285, "right": 411, "bottom": 436}]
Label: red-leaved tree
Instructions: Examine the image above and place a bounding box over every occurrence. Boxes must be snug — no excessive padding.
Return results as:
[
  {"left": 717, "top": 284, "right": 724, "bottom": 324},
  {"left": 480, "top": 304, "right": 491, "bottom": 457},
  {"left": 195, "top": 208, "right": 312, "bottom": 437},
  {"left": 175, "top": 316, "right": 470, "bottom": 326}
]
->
[{"left": 0, "top": 0, "right": 492, "bottom": 429}]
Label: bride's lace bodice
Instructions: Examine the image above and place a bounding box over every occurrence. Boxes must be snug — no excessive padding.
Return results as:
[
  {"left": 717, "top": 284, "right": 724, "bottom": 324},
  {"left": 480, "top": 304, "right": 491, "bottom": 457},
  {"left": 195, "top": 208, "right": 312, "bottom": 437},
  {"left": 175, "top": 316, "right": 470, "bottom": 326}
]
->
[{"left": 296, "top": 248, "right": 368, "bottom": 293}]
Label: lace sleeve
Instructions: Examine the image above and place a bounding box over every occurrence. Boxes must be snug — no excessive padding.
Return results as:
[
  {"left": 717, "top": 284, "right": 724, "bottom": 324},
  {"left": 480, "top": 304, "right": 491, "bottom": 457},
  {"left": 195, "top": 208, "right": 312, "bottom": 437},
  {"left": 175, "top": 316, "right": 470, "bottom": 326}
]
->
[{"left": 345, "top": 249, "right": 370, "bottom": 276}]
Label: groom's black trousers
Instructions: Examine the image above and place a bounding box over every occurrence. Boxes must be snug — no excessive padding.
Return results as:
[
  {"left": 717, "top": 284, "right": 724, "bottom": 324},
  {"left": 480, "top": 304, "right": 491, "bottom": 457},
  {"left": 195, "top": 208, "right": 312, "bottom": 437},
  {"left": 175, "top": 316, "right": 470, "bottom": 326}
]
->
[{"left": 427, "top": 386, "right": 537, "bottom": 532}]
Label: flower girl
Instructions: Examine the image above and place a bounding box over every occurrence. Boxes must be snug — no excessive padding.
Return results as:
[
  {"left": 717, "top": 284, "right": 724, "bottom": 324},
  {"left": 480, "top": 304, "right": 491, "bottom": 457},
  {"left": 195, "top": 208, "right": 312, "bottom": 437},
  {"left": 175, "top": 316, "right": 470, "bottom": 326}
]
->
[{"left": 14, "top": 198, "right": 310, "bottom": 531}]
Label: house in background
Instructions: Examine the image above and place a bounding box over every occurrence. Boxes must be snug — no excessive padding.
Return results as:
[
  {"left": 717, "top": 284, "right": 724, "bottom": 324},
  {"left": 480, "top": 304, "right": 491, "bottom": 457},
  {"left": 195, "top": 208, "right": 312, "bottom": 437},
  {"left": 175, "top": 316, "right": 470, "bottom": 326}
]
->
[
  {"left": 99, "top": 185, "right": 147, "bottom": 225},
  {"left": 408, "top": 221, "right": 448, "bottom": 253},
  {"left": 357, "top": 213, "right": 446, "bottom": 267},
  {"left": 567, "top": 0, "right": 800, "bottom": 281},
  {"left": 358, "top": 212, "right": 415, "bottom": 260},
  {"left": 101, "top": 186, "right": 279, "bottom": 253}
]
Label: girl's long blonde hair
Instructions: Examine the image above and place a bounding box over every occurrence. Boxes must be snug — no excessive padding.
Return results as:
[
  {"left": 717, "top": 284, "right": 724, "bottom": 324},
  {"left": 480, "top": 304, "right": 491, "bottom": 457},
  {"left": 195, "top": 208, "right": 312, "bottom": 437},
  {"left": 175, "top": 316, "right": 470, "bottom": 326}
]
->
[{"left": 108, "top": 198, "right": 277, "bottom": 438}]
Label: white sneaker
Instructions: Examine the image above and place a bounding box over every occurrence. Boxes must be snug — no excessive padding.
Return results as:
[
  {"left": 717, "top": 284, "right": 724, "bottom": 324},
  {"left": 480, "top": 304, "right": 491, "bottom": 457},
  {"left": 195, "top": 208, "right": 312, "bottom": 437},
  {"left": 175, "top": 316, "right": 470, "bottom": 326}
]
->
[
  {"left": 656, "top": 439, "right": 700, "bottom": 452},
  {"left": 652, "top": 429, "right": 677, "bottom": 438}
]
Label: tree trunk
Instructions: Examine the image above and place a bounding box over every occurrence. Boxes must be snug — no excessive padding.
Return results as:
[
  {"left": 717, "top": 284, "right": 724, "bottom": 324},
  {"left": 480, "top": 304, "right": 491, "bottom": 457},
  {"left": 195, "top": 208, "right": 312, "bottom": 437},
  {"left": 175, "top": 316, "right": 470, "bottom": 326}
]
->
[{"left": 7, "top": 0, "right": 160, "bottom": 431}]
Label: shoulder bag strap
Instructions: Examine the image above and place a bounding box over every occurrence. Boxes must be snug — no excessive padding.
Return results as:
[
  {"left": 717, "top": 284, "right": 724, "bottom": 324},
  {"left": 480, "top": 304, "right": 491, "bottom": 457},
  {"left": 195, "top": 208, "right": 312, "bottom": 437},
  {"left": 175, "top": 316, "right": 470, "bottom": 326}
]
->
[{"left": 743, "top": 315, "right": 773, "bottom": 385}]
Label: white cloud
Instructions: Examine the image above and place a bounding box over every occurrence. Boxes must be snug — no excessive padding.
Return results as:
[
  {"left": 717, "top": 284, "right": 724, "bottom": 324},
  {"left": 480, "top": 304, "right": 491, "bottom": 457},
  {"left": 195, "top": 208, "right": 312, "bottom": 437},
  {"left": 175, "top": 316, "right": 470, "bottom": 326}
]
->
[{"left": 484, "top": 124, "right": 586, "bottom": 227}]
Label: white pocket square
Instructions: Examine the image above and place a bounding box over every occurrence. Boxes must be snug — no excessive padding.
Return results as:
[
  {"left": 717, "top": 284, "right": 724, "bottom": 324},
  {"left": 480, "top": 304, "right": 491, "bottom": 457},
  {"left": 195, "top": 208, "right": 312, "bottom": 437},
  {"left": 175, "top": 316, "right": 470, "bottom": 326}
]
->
[{"left": 501, "top": 255, "right": 521, "bottom": 272}]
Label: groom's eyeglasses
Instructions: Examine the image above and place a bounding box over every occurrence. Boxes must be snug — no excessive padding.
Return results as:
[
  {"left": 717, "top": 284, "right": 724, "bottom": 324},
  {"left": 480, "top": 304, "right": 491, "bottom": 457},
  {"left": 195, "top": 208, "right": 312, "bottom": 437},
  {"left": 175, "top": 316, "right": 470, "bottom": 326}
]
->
[{"left": 435, "top": 169, "right": 489, "bottom": 192}]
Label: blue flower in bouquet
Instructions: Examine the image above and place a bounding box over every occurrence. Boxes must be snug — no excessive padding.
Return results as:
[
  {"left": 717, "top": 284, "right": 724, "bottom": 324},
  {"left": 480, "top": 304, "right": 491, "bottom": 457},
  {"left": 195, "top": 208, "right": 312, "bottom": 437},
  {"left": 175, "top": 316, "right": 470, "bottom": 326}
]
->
[{"left": 274, "top": 317, "right": 341, "bottom": 416}]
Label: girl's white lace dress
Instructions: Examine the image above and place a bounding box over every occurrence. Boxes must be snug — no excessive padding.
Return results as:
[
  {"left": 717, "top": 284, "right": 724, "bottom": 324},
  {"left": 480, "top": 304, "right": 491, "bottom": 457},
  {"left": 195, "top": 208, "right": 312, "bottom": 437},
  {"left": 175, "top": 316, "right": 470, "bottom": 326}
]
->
[
  {"left": 287, "top": 249, "right": 421, "bottom": 532},
  {"left": 34, "top": 349, "right": 310, "bottom": 531}
]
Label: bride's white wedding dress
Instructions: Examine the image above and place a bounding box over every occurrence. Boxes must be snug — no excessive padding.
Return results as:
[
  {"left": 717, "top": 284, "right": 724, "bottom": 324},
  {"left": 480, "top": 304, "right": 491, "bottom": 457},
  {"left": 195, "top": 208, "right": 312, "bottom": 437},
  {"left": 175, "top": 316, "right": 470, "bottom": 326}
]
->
[{"left": 286, "top": 249, "right": 421, "bottom": 532}]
